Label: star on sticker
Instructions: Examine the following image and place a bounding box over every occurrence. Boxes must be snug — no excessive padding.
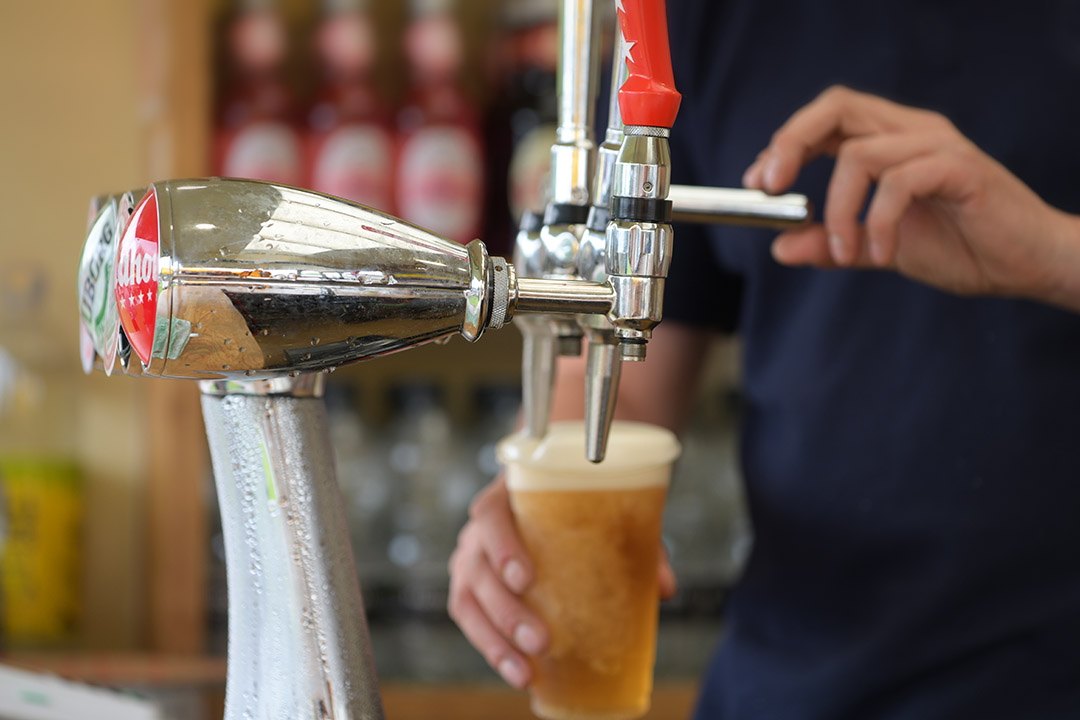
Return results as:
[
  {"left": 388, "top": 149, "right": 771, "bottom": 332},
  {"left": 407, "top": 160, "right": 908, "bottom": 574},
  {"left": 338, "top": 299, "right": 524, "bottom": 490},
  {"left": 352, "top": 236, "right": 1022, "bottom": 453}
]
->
[
  {"left": 615, "top": 0, "right": 625, "bottom": 12},
  {"left": 138, "top": 292, "right": 145, "bottom": 304}
]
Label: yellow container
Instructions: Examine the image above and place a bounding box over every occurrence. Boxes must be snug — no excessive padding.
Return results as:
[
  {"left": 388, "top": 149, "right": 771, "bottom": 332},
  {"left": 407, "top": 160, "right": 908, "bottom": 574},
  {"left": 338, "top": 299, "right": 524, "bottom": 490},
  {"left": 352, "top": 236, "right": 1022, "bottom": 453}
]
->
[{"left": 0, "top": 457, "right": 82, "bottom": 647}]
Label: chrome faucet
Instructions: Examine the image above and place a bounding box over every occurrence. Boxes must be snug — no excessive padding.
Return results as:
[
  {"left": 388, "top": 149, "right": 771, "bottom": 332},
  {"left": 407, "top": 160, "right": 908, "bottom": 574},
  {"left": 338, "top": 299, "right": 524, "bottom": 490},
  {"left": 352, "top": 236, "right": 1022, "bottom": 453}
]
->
[
  {"left": 513, "top": 0, "right": 603, "bottom": 440},
  {"left": 79, "top": 177, "right": 617, "bottom": 720},
  {"left": 511, "top": 0, "right": 811, "bottom": 461},
  {"left": 77, "top": 3, "right": 815, "bottom": 719}
]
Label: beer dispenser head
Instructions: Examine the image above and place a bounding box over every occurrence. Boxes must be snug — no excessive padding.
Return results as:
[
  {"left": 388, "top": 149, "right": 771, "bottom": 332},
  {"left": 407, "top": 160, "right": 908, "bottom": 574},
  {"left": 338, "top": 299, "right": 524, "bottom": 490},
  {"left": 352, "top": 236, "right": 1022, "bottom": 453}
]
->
[{"left": 80, "top": 178, "right": 615, "bottom": 383}]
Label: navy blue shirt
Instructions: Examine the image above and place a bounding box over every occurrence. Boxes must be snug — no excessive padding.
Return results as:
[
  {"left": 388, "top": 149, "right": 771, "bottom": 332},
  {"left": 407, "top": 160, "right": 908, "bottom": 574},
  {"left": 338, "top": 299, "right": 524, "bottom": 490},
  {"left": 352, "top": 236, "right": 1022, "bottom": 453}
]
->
[{"left": 660, "top": 2, "right": 1080, "bottom": 718}]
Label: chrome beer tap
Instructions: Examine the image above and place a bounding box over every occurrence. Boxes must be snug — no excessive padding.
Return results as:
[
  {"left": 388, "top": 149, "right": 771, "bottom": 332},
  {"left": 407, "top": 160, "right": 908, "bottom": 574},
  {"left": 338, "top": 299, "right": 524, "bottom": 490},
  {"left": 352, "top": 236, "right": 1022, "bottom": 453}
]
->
[
  {"left": 515, "top": 0, "right": 603, "bottom": 438},
  {"left": 75, "top": 3, "right": 818, "bottom": 717},
  {"left": 576, "top": 31, "right": 630, "bottom": 463},
  {"left": 579, "top": 0, "right": 813, "bottom": 460},
  {"left": 78, "top": 178, "right": 619, "bottom": 720},
  {"left": 604, "top": 0, "right": 681, "bottom": 356}
]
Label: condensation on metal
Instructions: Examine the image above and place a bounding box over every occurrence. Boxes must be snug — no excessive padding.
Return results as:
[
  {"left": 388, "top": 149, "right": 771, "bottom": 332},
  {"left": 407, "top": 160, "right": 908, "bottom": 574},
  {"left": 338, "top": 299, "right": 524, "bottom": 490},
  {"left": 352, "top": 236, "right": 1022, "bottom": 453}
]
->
[{"left": 202, "top": 391, "right": 385, "bottom": 720}]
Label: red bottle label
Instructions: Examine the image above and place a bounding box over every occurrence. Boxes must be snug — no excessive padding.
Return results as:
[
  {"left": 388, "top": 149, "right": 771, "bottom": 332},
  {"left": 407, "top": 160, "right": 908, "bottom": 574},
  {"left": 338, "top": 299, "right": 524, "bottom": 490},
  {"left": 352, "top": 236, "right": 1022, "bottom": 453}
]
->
[
  {"left": 311, "top": 125, "right": 394, "bottom": 210},
  {"left": 397, "top": 126, "right": 483, "bottom": 243},
  {"left": 221, "top": 121, "right": 302, "bottom": 185},
  {"left": 115, "top": 189, "right": 160, "bottom": 367}
]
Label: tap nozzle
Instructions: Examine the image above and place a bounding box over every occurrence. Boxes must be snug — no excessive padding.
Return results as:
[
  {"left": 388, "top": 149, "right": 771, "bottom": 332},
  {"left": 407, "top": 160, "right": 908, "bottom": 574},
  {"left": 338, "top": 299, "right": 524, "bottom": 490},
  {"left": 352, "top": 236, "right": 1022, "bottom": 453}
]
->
[{"left": 582, "top": 318, "right": 622, "bottom": 463}]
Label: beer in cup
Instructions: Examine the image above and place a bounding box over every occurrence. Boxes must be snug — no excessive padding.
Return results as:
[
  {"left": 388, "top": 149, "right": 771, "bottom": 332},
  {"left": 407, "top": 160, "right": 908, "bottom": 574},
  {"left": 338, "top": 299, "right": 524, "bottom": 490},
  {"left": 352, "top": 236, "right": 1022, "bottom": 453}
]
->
[{"left": 498, "top": 420, "right": 681, "bottom": 720}]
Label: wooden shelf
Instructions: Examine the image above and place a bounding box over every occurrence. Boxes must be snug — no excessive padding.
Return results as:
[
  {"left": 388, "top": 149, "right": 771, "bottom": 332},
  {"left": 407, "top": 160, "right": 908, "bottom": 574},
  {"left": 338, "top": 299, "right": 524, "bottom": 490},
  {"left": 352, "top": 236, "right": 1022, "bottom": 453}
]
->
[
  {"left": 382, "top": 682, "right": 699, "bottom": 720},
  {"left": 2, "top": 653, "right": 226, "bottom": 689},
  {"left": 1, "top": 653, "right": 696, "bottom": 720}
]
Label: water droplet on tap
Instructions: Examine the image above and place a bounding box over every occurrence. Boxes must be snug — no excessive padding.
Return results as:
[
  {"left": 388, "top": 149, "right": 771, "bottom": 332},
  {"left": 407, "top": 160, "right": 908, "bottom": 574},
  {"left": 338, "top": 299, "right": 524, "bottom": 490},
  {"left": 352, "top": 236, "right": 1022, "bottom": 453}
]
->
[
  {"left": 239, "top": 346, "right": 247, "bottom": 352},
  {"left": 245, "top": 369, "right": 256, "bottom": 376},
  {"left": 310, "top": 337, "right": 320, "bottom": 346},
  {"left": 222, "top": 364, "right": 231, "bottom": 370},
  {"left": 224, "top": 338, "right": 233, "bottom": 345}
]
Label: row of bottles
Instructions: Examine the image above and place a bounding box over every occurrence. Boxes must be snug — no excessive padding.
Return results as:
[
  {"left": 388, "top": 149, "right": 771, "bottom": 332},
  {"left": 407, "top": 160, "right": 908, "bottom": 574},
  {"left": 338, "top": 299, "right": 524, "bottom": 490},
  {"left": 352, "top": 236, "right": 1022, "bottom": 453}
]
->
[
  {"left": 215, "top": 0, "right": 483, "bottom": 245},
  {"left": 214, "top": 0, "right": 560, "bottom": 253}
]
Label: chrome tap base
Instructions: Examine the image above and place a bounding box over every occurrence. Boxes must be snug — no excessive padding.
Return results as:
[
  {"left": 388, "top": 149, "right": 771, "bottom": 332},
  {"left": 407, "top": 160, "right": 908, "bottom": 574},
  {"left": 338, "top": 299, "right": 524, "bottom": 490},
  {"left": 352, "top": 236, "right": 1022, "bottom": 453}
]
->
[{"left": 201, "top": 383, "right": 385, "bottom": 720}]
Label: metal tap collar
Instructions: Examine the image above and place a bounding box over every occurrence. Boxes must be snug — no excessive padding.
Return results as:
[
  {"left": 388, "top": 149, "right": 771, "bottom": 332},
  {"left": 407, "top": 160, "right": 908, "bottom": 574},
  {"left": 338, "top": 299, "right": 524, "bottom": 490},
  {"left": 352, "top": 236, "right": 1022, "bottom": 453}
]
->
[{"left": 623, "top": 125, "right": 670, "bottom": 138}]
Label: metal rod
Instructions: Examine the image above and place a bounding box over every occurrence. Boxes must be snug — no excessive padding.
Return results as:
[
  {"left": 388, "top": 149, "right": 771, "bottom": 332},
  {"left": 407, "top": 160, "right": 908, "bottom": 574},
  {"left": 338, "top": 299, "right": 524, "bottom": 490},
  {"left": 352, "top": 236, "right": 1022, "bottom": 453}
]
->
[
  {"left": 669, "top": 185, "right": 811, "bottom": 228},
  {"left": 557, "top": 0, "right": 602, "bottom": 146},
  {"left": 514, "top": 277, "right": 614, "bottom": 315}
]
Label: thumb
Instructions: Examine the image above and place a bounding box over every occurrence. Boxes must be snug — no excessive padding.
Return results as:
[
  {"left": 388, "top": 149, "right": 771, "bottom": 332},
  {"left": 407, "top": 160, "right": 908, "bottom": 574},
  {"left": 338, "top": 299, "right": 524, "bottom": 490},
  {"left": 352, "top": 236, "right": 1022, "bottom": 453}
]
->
[{"left": 658, "top": 546, "right": 678, "bottom": 600}]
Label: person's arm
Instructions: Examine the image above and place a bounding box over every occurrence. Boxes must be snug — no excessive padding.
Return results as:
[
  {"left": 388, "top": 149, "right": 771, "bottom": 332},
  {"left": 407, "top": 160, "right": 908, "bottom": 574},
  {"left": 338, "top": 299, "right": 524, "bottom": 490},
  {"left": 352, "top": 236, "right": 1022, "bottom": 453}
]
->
[
  {"left": 447, "top": 321, "right": 712, "bottom": 688},
  {"left": 743, "top": 85, "right": 1080, "bottom": 312}
]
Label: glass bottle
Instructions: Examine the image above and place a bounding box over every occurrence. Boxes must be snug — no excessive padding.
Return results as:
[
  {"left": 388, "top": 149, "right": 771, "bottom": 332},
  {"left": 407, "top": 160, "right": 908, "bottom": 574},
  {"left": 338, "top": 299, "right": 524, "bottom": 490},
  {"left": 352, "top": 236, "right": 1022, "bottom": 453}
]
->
[
  {"left": 395, "top": 0, "right": 485, "bottom": 245},
  {"left": 305, "top": 0, "right": 396, "bottom": 212},
  {"left": 213, "top": 0, "right": 304, "bottom": 185}
]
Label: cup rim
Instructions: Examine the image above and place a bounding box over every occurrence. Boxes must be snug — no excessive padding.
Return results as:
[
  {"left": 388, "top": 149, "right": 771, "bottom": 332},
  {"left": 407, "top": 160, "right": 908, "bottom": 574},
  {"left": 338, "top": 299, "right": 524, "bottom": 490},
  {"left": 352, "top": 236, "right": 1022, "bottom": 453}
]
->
[{"left": 497, "top": 419, "right": 682, "bottom": 473}]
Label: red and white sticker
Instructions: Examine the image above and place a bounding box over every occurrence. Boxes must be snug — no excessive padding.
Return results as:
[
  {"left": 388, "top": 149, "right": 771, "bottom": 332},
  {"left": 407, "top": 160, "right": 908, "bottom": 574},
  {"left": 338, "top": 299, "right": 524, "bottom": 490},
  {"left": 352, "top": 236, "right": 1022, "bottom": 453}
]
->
[{"left": 115, "top": 189, "right": 161, "bottom": 366}]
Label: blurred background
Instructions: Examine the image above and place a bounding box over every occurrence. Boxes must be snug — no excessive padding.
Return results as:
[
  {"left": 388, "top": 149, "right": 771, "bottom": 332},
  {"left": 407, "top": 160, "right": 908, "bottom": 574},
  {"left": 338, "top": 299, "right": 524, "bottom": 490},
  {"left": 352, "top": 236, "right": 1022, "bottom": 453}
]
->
[{"left": 0, "top": 0, "right": 749, "bottom": 717}]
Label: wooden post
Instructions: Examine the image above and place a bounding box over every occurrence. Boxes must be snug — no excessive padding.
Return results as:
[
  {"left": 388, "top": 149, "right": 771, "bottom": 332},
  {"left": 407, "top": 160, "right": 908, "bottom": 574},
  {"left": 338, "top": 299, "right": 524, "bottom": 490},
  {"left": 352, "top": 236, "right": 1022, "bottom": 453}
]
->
[{"left": 138, "top": 0, "right": 212, "bottom": 656}]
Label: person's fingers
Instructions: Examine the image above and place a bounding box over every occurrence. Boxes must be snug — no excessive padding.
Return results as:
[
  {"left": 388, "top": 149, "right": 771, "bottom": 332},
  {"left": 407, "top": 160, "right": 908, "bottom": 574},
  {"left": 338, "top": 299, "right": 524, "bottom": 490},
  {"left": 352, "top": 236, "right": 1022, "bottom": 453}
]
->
[
  {"left": 743, "top": 160, "right": 764, "bottom": 190},
  {"left": 865, "top": 151, "right": 971, "bottom": 266},
  {"left": 753, "top": 86, "right": 954, "bottom": 195},
  {"left": 772, "top": 225, "right": 838, "bottom": 267},
  {"left": 742, "top": 148, "right": 771, "bottom": 189},
  {"left": 468, "top": 549, "right": 550, "bottom": 656},
  {"left": 759, "top": 87, "right": 887, "bottom": 193},
  {"left": 446, "top": 584, "right": 532, "bottom": 689},
  {"left": 771, "top": 224, "right": 877, "bottom": 269},
  {"left": 468, "top": 478, "right": 534, "bottom": 594},
  {"left": 825, "top": 132, "right": 950, "bottom": 265},
  {"left": 658, "top": 546, "right": 678, "bottom": 600}
]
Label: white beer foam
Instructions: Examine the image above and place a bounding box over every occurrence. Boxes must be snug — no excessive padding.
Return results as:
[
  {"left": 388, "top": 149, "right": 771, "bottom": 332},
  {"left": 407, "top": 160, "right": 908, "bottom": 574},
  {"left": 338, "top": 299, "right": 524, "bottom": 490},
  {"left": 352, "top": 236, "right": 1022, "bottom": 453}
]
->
[{"left": 499, "top": 420, "right": 681, "bottom": 491}]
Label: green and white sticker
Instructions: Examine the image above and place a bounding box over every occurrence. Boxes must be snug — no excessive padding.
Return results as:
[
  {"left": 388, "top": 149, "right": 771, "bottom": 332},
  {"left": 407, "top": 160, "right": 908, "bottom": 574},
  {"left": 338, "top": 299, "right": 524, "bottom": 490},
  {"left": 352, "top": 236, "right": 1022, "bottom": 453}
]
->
[{"left": 77, "top": 198, "right": 121, "bottom": 375}]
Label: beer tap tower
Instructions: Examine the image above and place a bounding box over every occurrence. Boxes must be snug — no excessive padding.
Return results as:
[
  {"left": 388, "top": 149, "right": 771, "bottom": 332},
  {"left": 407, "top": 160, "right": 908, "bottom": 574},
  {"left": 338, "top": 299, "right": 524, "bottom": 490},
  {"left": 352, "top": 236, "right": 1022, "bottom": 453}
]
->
[{"left": 76, "top": 1, "right": 809, "bottom": 718}]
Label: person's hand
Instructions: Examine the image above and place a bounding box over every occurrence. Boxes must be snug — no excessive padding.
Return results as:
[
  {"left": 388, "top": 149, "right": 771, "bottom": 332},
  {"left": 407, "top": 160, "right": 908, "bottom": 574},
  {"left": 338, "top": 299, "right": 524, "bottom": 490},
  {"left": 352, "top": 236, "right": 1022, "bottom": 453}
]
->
[
  {"left": 447, "top": 477, "right": 547, "bottom": 689},
  {"left": 447, "top": 475, "right": 678, "bottom": 688},
  {"left": 743, "top": 85, "right": 1080, "bottom": 311}
]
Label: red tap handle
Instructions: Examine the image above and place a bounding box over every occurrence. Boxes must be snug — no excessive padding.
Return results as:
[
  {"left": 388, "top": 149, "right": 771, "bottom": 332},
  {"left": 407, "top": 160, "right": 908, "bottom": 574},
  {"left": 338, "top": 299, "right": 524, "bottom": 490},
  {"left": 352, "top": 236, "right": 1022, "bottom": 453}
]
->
[{"left": 616, "top": 0, "right": 681, "bottom": 128}]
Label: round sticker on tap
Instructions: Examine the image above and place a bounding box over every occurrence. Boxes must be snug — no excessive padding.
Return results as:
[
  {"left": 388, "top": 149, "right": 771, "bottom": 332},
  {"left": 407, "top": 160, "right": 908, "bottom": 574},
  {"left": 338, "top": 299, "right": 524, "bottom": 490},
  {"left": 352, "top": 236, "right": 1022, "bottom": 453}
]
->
[{"left": 115, "top": 189, "right": 160, "bottom": 367}]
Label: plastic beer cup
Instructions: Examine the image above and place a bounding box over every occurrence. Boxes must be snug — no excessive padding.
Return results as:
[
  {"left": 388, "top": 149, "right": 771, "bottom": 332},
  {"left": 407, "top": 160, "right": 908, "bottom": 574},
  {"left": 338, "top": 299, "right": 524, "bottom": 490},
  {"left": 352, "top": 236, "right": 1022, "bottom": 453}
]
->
[{"left": 498, "top": 420, "right": 681, "bottom": 720}]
